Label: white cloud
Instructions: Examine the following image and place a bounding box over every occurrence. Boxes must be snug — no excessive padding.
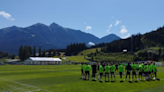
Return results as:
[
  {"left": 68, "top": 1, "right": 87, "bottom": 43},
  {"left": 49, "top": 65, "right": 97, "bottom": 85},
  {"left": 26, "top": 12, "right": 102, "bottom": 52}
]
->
[
  {"left": 115, "top": 20, "right": 120, "bottom": 26},
  {"left": 121, "top": 33, "right": 131, "bottom": 39},
  {"left": 0, "top": 11, "right": 15, "bottom": 21},
  {"left": 120, "top": 25, "right": 128, "bottom": 34},
  {"left": 86, "top": 26, "right": 92, "bottom": 31},
  {"left": 106, "top": 24, "right": 112, "bottom": 33},
  {"left": 88, "top": 42, "right": 95, "bottom": 46}
]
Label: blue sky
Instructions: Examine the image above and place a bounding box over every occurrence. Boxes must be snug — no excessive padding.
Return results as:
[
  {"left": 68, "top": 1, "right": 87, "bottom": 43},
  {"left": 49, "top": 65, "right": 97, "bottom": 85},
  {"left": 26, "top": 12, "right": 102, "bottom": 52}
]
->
[{"left": 0, "top": 0, "right": 164, "bottom": 38}]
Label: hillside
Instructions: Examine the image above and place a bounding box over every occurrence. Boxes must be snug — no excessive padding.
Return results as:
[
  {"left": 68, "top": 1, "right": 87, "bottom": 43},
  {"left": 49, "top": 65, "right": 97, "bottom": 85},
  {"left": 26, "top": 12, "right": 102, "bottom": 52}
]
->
[
  {"left": 102, "top": 26, "right": 164, "bottom": 53},
  {"left": 77, "top": 48, "right": 133, "bottom": 62},
  {"left": 0, "top": 22, "right": 120, "bottom": 54},
  {"left": 77, "top": 48, "right": 101, "bottom": 56}
]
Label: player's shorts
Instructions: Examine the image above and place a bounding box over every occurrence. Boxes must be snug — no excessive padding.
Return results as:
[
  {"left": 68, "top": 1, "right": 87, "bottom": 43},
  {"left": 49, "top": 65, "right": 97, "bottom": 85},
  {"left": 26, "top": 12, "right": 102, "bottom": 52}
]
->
[
  {"left": 139, "top": 72, "right": 142, "bottom": 75},
  {"left": 149, "top": 71, "right": 152, "bottom": 74},
  {"left": 85, "top": 71, "right": 90, "bottom": 75},
  {"left": 111, "top": 72, "right": 114, "bottom": 74},
  {"left": 144, "top": 72, "right": 148, "bottom": 75},
  {"left": 105, "top": 72, "right": 109, "bottom": 74},
  {"left": 132, "top": 72, "right": 136, "bottom": 75},
  {"left": 116, "top": 68, "right": 118, "bottom": 70},
  {"left": 100, "top": 73, "right": 103, "bottom": 76},
  {"left": 119, "top": 72, "right": 122, "bottom": 75},
  {"left": 127, "top": 71, "right": 130, "bottom": 75},
  {"left": 81, "top": 69, "right": 83, "bottom": 73}
]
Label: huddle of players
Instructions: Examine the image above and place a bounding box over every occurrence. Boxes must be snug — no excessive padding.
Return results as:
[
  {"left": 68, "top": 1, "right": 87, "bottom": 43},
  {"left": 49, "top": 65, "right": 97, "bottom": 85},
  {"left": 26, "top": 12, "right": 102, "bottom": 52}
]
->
[{"left": 81, "top": 61, "right": 157, "bottom": 82}]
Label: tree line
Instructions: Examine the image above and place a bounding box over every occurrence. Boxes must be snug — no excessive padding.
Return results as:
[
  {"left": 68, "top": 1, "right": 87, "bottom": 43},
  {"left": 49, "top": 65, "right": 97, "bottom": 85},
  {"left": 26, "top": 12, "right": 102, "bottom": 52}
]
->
[
  {"left": 19, "top": 45, "right": 57, "bottom": 61},
  {"left": 0, "top": 51, "right": 15, "bottom": 59},
  {"left": 65, "top": 43, "right": 87, "bottom": 56}
]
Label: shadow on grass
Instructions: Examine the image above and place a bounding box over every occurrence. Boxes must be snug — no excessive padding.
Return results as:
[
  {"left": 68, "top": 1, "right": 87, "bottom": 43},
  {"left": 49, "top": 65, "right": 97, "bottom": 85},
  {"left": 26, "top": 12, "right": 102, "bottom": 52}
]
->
[
  {"left": 134, "top": 81, "right": 138, "bottom": 83},
  {"left": 128, "top": 81, "right": 132, "bottom": 83},
  {"left": 156, "top": 78, "right": 160, "bottom": 81},
  {"left": 111, "top": 81, "right": 116, "bottom": 83},
  {"left": 120, "top": 81, "right": 124, "bottom": 83},
  {"left": 140, "top": 80, "right": 145, "bottom": 82}
]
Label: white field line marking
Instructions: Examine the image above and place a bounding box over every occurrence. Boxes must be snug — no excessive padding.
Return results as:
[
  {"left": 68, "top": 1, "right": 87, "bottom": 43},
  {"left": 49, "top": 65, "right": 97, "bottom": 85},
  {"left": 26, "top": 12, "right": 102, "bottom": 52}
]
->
[{"left": 0, "top": 77, "right": 51, "bottom": 92}]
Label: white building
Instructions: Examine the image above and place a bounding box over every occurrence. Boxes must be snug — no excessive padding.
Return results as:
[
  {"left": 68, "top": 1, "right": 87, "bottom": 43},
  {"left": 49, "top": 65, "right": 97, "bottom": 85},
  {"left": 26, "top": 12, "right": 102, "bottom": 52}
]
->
[{"left": 24, "top": 57, "right": 62, "bottom": 65}]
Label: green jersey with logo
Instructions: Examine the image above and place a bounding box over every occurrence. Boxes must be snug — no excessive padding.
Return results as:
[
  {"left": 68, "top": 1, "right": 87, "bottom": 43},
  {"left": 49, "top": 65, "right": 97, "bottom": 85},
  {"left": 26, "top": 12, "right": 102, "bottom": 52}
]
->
[
  {"left": 85, "top": 65, "right": 91, "bottom": 71},
  {"left": 105, "top": 66, "right": 110, "bottom": 73},
  {"left": 99, "top": 65, "right": 103, "bottom": 73},
  {"left": 144, "top": 65, "right": 149, "bottom": 72},
  {"left": 110, "top": 65, "right": 116, "bottom": 72},
  {"left": 131, "top": 64, "right": 138, "bottom": 72},
  {"left": 149, "top": 64, "right": 153, "bottom": 71},
  {"left": 118, "top": 65, "right": 123, "bottom": 72},
  {"left": 138, "top": 64, "right": 143, "bottom": 72},
  {"left": 153, "top": 65, "right": 157, "bottom": 72}
]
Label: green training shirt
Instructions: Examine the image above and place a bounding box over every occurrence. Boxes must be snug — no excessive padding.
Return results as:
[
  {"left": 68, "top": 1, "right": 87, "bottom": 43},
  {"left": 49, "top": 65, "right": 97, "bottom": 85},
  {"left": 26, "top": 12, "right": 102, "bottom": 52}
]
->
[
  {"left": 144, "top": 65, "right": 149, "bottom": 72},
  {"left": 149, "top": 64, "right": 153, "bottom": 71},
  {"left": 121, "top": 63, "right": 124, "bottom": 66},
  {"left": 99, "top": 65, "right": 103, "bottom": 73},
  {"left": 110, "top": 65, "right": 116, "bottom": 72},
  {"left": 153, "top": 65, "right": 157, "bottom": 72},
  {"left": 131, "top": 64, "right": 137, "bottom": 72},
  {"left": 141, "top": 63, "right": 144, "bottom": 67},
  {"left": 84, "top": 65, "right": 87, "bottom": 70},
  {"left": 118, "top": 65, "right": 123, "bottom": 72},
  {"left": 138, "top": 65, "right": 143, "bottom": 72},
  {"left": 85, "top": 65, "right": 91, "bottom": 71},
  {"left": 105, "top": 65, "right": 110, "bottom": 73},
  {"left": 135, "top": 64, "right": 139, "bottom": 69}
]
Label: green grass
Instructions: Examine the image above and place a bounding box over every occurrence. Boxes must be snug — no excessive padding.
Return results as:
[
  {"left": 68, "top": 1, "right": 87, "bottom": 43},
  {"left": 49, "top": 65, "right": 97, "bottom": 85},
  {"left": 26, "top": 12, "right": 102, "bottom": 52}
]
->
[
  {"left": 0, "top": 65, "right": 164, "bottom": 92},
  {"left": 66, "top": 56, "right": 90, "bottom": 62},
  {"left": 150, "top": 47, "right": 164, "bottom": 50},
  {"left": 89, "top": 52, "right": 134, "bottom": 62},
  {"left": 77, "top": 48, "right": 101, "bottom": 56},
  {"left": 77, "top": 48, "right": 133, "bottom": 62}
]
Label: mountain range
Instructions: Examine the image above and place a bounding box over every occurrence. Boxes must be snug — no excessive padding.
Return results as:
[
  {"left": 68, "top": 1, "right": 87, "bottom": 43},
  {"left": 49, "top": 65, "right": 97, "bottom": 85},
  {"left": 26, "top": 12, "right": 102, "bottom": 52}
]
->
[{"left": 0, "top": 22, "right": 120, "bottom": 54}]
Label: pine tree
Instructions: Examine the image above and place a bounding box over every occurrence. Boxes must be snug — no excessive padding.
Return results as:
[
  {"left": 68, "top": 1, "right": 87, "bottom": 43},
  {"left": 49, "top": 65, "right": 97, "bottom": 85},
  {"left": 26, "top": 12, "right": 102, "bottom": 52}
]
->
[
  {"left": 19, "top": 45, "right": 23, "bottom": 61},
  {"left": 39, "top": 46, "right": 42, "bottom": 57},
  {"left": 42, "top": 50, "right": 46, "bottom": 57},
  {"left": 53, "top": 49, "right": 56, "bottom": 56},
  {"left": 33, "top": 46, "right": 36, "bottom": 57},
  {"left": 48, "top": 49, "right": 51, "bottom": 57}
]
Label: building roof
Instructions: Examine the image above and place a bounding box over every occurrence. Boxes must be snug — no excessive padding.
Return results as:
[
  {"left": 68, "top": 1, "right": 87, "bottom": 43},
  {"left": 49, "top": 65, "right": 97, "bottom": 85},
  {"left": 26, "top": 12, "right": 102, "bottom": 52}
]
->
[{"left": 29, "top": 57, "right": 62, "bottom": 62}]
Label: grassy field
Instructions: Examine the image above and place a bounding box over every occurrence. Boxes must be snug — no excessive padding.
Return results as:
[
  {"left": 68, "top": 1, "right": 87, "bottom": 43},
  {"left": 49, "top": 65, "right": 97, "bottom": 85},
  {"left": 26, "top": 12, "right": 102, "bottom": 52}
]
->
[
  {"left": 150, "top": 47, "right": 164, "bottom": 50},
  {"left": 87, "top": 52, "right": 134, "bottom": 62},
  {"left": 0, "top": 65, "right": 164, "bottom": 92},
  {"left": 77, "top": 48, "right": 101, "bottom": 56},
  {"left": 66, "top": 56, "right": 90, "bottom": 62}
]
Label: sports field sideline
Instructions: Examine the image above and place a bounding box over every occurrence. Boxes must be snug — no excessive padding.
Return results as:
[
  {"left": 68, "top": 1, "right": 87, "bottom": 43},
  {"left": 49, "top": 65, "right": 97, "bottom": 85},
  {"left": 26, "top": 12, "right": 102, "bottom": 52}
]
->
[{"left": 0, "top": 65, "right": 164, "bottom": 92}]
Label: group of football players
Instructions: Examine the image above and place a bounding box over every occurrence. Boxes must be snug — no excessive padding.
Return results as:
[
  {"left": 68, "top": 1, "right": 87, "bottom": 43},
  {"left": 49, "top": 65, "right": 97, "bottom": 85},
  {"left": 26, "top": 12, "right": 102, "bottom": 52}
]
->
[{"left": 81, "top": 61, "right": 157, "bottom": 82}]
